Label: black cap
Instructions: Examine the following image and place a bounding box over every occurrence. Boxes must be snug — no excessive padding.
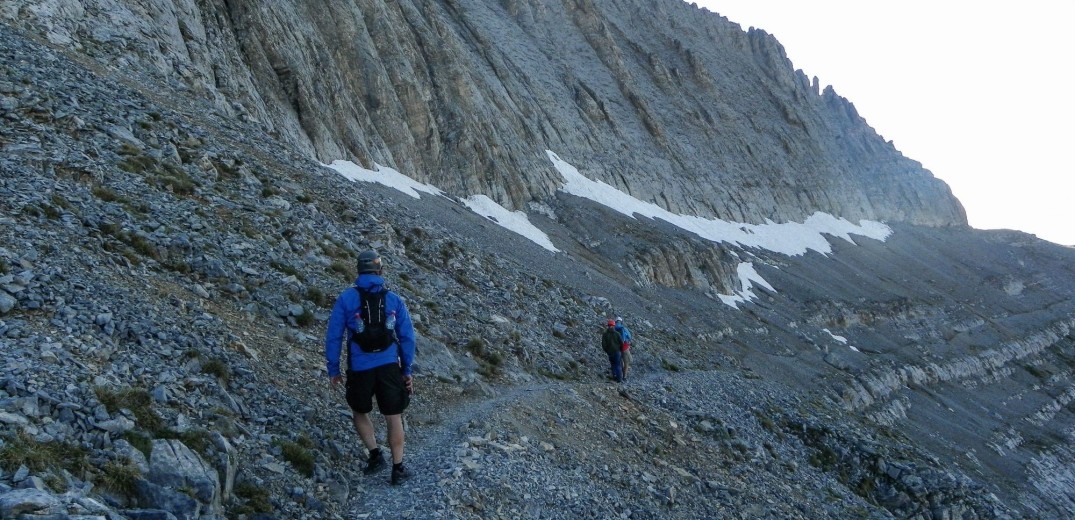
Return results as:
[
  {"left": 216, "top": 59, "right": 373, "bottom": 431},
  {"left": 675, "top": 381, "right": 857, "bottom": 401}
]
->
[{"left": 357, "top": 250, "right": 383, "bottom": 274}]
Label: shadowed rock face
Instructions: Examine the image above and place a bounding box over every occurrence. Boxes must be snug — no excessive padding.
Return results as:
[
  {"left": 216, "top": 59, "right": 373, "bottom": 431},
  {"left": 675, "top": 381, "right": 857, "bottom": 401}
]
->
[{"left": 2, "top": 0, "right": 965, "bottom": 227}]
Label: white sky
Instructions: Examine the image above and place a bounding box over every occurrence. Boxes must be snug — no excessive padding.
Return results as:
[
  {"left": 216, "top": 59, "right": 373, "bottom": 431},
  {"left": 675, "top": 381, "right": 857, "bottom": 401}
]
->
[
  {"left": 689, "top": 1, "right": 1075, "bottom": 246},
  {"left": 325, "top": 152, "right": 892, "bottom": 308}
]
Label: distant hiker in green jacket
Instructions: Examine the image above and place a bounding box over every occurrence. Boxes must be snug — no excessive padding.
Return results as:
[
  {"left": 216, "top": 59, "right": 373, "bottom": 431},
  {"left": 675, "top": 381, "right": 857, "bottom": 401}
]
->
[{"left": 602, "top": 319, "right": 623, "bottom": 382}]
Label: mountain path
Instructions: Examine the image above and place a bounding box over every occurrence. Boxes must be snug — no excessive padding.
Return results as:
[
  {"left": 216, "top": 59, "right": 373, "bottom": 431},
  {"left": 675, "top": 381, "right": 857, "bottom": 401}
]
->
[
  {"left": 333, "top": 372, "right": 656, "bottom": 518},
  {"left": 335, "top": 379, "right": 562, "bottom": 517}
]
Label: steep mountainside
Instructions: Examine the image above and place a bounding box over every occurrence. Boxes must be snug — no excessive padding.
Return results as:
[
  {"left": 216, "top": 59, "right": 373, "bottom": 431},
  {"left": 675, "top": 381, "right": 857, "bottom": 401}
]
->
[
  {"left": 3, "top": 2, "right": 1075, "bottom": 520},
  {"left": 2, "top": 0, "right": 965, "bottom": 228}
]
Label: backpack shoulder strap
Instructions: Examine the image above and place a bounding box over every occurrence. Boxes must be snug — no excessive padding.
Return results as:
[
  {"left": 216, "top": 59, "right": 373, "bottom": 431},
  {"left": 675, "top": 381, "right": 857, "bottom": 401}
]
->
[
  {"left": 353, "top": 285, "right": 367, "bottom": 318},
  {"left": 354, "top": 286, "right": 387, "bottom": 324}
]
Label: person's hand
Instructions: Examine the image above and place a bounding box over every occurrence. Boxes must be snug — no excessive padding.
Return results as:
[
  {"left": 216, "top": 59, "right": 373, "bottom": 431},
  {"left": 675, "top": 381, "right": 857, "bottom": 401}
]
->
[
  {"left": 330, "top": 375, "right": 343, "bottom": 387},
  {"left": 403, "top": 375, "right": 413, "bottom": 395}
]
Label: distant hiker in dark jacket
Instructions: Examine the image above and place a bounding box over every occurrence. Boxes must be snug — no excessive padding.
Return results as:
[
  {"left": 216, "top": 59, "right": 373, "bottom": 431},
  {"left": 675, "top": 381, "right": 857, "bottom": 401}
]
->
[
  {"left": 602, "top": 319, "right": 623, "bottom": 382},
  {"left": 615, "top": 316, "right": 633, "bottom": 381},
  {"left": 325, "top": 250, "right": 416, "bottom": 485}
]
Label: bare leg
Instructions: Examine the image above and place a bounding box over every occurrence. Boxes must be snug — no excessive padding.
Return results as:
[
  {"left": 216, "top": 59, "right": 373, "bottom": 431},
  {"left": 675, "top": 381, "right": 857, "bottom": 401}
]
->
[
  {"left": 385, "top": 414, "right": 405, "bottom": 464},
  {"left": 352, "top": 412, "right": 378, "bottom": 451}
]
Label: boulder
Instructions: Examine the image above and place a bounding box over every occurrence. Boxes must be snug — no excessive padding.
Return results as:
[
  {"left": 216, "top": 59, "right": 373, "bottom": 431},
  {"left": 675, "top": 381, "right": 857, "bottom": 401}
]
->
[
  {"left": 0, "top": 292, "right": 15, "bottom": 314},
  {"left": 209, "top": 432, "right": 238, "bottom": 501},
  {"left": 0, "top": 488, "right": 60, "bottom": 518},
  {"left": 142, "top": 439, "right": 220, "bottom": 515},
  {"left": 135, "top": 479, "right": 200, "bottom": 520}
]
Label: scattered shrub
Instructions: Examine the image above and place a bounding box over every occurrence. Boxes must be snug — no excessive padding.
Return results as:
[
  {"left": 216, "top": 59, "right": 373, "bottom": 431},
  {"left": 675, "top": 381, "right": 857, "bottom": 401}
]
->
[
  {"left": 234, "top": 479, "right": 273, "bottom": 515},
  {"left": 465, "top": 338, "right": 486, "bottom": 357},
  {"left": 92, "top": 186, "right": 125, "bottom": 203},
  {"left": 118, "top": 153, "right": 198, "bottom": 196},
  {"left": 212, "top": 157, "right": 242, "bottom": 179},
  {"left": 465, "top": 338, "right": 503, "bottom": 378},
  {"left": 320, "top": 239, "right": 351, "bottom": 260},
  {"left": 1024, "top": 364, "right": 1050, "bottom": 380},
  {"left": 122, "top": 431, "right": 153, "bottom": 458},
  {"left": 117, "top": 143, "right": 142, "bottom": 156},
  {"left": 161, "top": 259, "right": 191, "bottom": 274},
  {"left": 157, "top": 429, "right": 212, "bottom": 456},
  {"left": 271, "top": 261, "right": 301, "bottom": 278},
  {"left": 753, "top": 409, "right": 778, "bottom": 434},
  {"left": 117, "top": 155, "right": 154, "bottom": 174},
  {"left": 453, "top": 272, "right": 478, "bottom": 291},
  {"left": 154, "top": 164, "right": 197, "bottom": 195},
  {"left": 660, "top": 358, "right": 682, "bottom": 372},
  {"left": 39, "top": 203, "right": 62, "bottom": 219},
  {"left": 95, "top": 387, "right": 164, "bottom": 434},
  {"left": 306, "top": 286, "right": 330, "bottom": 307},
  {"left": 94, "top": 222, "right": 161, "bottom": 262},
  {"left": 50, "top": 194, "right": 73, "bottom": 211},
  {"left": 294, "top": 434, "right": 314, "bottom": 449},
  {"left": 240, "top": 223, "right": 259, "bottom": 239},
  {"left": 807, "top": 444, "right": 839, "bottom": 471},
  {"left": 274, "top": 438, "right": 315, "bottom": 477},
  {"left": 401, "top": 227, "right": 425, "bottom": 247},
  {"left": 201, "top": 357, "right": 231, "bottom": 383},
  {"left": 98, "top": 461, "right": 141, "bottom": 497},
  {"left": 295, "top": 307, "right": 315, "bottom": 328},
  {"left": 855, "top": 476, "right": 877, "bottom": 497},
  {"left": 20, "top": 205, "right": 43, "bottom": 219},
  {"left": 328, "top": 260, "right": 352, "bottom": 280},
  {"left": 210, "top": 406, "right": 236, "bottom": 418},
  {"left": 128, "top": 234, "right": 158, "bottom": 259},
  {"left": 538, "top": 368, "right": 567, "bottom": 381},
  {"left": 0, "top": 432, "right": 89, "bottom": 476}
]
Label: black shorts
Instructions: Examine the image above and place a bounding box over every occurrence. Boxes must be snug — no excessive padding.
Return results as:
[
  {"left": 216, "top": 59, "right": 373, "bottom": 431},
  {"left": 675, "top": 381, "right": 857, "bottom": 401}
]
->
[{"left": 346, "top": 362, "right": 410, "bottom": 416}]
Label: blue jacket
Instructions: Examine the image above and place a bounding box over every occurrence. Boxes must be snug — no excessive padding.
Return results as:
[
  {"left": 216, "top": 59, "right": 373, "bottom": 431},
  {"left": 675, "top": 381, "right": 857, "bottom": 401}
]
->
[
  {"left": 324, "top": 274, "right": 416, "bottom": 377},
  {"left": 615, "top": 323, "right": 632, "bottom": 344}
]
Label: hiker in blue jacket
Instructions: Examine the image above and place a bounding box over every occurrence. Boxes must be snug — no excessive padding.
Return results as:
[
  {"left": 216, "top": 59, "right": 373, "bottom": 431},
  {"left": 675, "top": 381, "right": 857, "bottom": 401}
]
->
[
  {"left": 615, "top": 316, "right": 633, "bottom": 381},
  {"left": 602, "top": 319, "right": 623, "bottom": 382},
  {"left": 325, "top": 250, "right": 416, "bottom": 485}
]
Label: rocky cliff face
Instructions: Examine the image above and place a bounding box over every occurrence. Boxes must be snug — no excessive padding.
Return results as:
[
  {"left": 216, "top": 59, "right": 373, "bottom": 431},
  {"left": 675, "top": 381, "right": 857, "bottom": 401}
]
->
[{"left": 2, "top": 0, "right": 965, "bottom": 228}]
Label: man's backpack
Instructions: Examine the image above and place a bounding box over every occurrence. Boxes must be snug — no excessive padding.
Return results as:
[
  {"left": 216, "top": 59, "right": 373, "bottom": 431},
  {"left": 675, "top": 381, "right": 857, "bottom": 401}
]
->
[
  {"left": 351, "top": 288, "right": 396, "bottom": 353},
  {"left": 602, "top": 328, "right": 621, "bottom": 355}
]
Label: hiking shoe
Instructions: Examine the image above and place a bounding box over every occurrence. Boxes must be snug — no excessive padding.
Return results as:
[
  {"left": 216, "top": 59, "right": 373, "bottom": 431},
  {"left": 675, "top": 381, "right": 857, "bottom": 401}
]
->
[
  {"left": 391, "top": 464, "right": 413, "bottom": 485},
  {"left": 364, "top": 450, "right": 386, "bottom": 475}
]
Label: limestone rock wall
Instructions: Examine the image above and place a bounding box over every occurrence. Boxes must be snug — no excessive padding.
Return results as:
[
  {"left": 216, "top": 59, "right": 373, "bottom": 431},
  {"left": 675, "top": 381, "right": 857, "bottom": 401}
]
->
[{"left": 2, "top": 0, "right": 966, "bottom": 228}]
